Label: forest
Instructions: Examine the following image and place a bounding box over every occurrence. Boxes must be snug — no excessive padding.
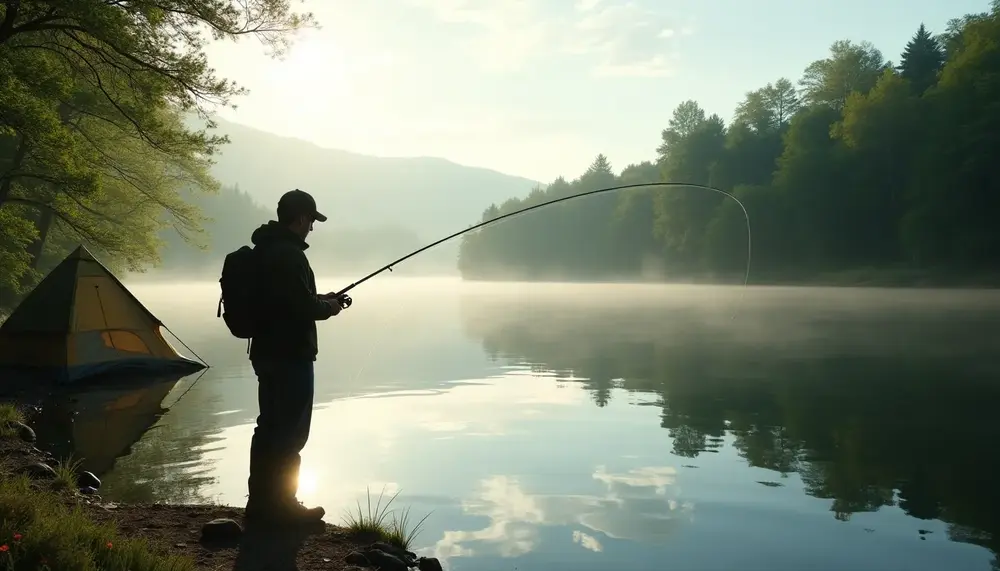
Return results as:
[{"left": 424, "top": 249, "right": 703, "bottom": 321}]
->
[
  {"left": 0, "top": 0, "right": 312, "bottom": 313},
  {"left": 458, "top": 5, "right": 1000, "bottom": 285}
]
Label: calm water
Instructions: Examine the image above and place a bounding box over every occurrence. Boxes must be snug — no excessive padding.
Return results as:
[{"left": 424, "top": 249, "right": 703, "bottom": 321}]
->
[{"left": 63, "top": 279, "right": 1000, "bottom": 570}]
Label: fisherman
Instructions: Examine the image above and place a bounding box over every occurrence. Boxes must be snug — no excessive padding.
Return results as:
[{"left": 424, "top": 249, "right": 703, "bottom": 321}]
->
[{"left": 244, "top": 189, "right": 348, "bottom": 524}]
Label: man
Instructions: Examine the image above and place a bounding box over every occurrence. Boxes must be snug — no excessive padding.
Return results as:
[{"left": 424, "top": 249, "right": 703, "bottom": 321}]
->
[{"left": 245, "top": 189, "right": 347, "bottom": 524}]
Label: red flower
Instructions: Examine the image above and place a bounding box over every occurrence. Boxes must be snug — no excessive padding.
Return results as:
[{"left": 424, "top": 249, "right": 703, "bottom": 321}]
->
[
  {"left": 12, "top": 533, "right": 21, "bottom": 541},
  {"left": 106, "top": 541, "right": 113, "bottom": 549},
  {"left": 0, "top": 545, "right": 8, "bottom": 552}
]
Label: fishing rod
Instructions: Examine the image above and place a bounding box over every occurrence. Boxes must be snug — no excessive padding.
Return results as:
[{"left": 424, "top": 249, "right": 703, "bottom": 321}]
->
[{"left": 332, "top": 181, "right": 752, "bottom": 303}]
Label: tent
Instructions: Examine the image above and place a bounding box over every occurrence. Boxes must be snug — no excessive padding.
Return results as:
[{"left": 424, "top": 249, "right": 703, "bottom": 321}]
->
[{"left": 0, "top": 246, "right": 206, "bottom": 384}]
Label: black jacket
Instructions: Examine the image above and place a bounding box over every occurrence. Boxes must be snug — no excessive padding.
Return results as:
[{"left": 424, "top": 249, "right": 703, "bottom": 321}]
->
[{"left": 248, "top": 221, "right": 336, "bottom": 362}]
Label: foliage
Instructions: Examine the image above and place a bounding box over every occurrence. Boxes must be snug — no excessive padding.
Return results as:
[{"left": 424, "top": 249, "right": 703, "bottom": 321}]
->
[
  {"left": 458, "top": 6, "right": 1000, "bottom": 283},
  {"left": 0, "top": 0, "right": 311, "bottom": 311},
  {"left": 342, "top": 487, "right": 430, "bottom": 551},
  {"left": 0, "top": 404, "right": 24, "bottom": 437},
  {"left": 0, "top": 474, "right": 194, "bottom": 570},
  {"left": 50, "top": 457, "right": 83, "bottom": 492}
]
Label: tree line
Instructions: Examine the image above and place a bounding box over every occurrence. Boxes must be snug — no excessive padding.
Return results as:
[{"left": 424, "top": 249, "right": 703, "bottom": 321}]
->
[
  {"left": 0, "top": 0, "right": 310, "bottom": 313},
  {"left": 458, "top": 5, "right": 1000, "bottom": 285}
]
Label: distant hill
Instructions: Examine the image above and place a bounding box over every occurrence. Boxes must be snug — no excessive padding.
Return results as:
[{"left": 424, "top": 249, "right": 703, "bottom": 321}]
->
[
  {"left": 200, "top": 116, "right": 540, "bottom": 239},
  {"left": 147, "top": 117, "right": 539, "bottom": 278}
]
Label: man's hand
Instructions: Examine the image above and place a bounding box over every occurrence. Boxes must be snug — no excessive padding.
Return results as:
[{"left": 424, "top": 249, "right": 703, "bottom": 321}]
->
[
  {"left": 320, "top": 292, "right": 352, "bottom": 310},
  {"left": 326, "top": 299, "right": 342, "bottom": 316}
]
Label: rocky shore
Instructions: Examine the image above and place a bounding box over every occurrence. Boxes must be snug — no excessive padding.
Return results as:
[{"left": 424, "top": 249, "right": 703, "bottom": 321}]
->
[{"left": 0, "top": 402, "right": 443, "bottom": 571}]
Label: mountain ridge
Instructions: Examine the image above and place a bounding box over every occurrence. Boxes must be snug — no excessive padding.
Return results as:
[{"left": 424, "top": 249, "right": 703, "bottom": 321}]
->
[{"left": 197, "top": 116, "right": 542, "bottom": 239}]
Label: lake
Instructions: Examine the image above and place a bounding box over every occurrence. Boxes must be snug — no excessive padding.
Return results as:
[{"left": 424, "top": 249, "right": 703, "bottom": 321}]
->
[{"left": 67, "top": 279, "right": 1000, "bottom": 570}]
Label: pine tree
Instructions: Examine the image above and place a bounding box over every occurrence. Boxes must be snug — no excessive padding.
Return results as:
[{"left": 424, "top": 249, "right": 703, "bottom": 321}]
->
[
  {"left": 587, "top": 154, "right": 614, "bottom": 176},
  {"left": 899, "top": 24, "right": 945, "bottom": 94}
]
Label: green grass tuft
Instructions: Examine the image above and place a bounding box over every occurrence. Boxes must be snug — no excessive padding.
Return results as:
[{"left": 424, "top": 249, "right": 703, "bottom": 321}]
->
[
  {"left": 0, "top": 404, "right": 25, "bottom": 437},
  {"left": 342, "top": 486, "right": 431, "bottom": 551},
  {"left": 51, "top": 457, "right": 84, "bottom": 492},
  {"left": 0, "top": 474, "right": 193, "bottom": 570},
  {"left": 386, "top": 505, "right": 431, "bottom": 551}
]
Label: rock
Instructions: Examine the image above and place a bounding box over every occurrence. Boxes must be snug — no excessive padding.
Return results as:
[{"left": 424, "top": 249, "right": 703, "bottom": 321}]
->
[
  {"left": 77, "top": 471, "right": 101, "bottom": 489},
  {"left": 200, "top": 518, "right": 242, "bottom": 542},
  {"left": 362, "top": 549, "right": 410, "bottom": 571},
  {"left": 370, "top": 542, "right": 417, "bottom": 565},
  {"left": 20, "top": 462, "right": 55, "bottom": 479},
  {"left": 79, "top": 486, "right": 98, "bottom": 495},
  {"left": 345, "top": 549, "right": 411, "bottom": 571},
  {"left": 7, "top": 422, "right": 35, "bottom": 443},
  {"left": 417, "top": 557, "right": 444, "bottom": 571},
  {"left": 344, "top": 552, "right": 368, "bottom": 566}
]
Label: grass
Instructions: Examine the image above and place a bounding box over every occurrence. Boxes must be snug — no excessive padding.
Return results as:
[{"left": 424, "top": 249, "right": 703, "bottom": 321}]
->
[
  {"left": 51, "top": 457, "right": 84, "bottom": 492},
  {"left": 0, "top": 404, "right": 25, "bottom": 438},
  {"left": 342, "top": 486, "right": 431, "bottom": 552},
  {"left": 0, "top": 474, "right": 193, "bottom": 571}
]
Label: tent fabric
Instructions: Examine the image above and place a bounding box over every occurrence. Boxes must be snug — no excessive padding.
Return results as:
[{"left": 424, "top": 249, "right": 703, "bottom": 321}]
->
[{"left": 0, "top": 246, "right": 205, "bottom": 384}]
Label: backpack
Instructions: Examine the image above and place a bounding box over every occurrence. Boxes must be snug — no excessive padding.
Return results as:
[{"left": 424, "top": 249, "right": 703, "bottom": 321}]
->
[{"left": 217, "top": 245, "right": 259, "bottom": 339}]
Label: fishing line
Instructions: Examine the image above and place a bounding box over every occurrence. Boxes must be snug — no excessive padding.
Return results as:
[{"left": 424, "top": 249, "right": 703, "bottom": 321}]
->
[
  {"left": 337, "top": 181, "right": 752, "bottom": 382},
  {"left": 334, "top": 181, "right": 753, "bottom": 298}
]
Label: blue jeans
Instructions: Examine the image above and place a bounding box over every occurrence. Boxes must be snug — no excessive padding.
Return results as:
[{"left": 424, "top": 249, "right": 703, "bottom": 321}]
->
[{"left": 247, "top": 360, "right": 315, "bottom": 507}]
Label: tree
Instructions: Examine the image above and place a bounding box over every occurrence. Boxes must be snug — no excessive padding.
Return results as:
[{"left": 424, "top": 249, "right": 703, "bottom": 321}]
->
[
  {"left": 899, "top": 24, "right": 945, "bottom": 94},
  {"left": 456, "top": 3, "right": 1000, "bottom": 287},
  {"left": 656, "top": 100, "right": 706, "bottom": 160},
  {"left": 800, "top": 40, "right": 888, "bottom": 109},
  {"left": 0, "top": 1, "right": 314, "bottom": 207},
  {"left": 0, "top": 1, "right": 312, "bottom": 311},
  {"left": 733, "top": 78, "right": 800, "bottom": 133},
  {"left": 834, "top": 69, "right": 924, "bottom": 263}
]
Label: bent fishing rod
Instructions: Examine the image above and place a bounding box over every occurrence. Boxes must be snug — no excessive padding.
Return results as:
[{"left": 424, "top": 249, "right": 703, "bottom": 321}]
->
[{"left": 332, "top": 181, "right": 752, "bottom": 303}]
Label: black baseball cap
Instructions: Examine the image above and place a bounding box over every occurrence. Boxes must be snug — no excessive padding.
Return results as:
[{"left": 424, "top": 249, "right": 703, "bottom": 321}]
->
[{"left": 277, "top": 189, "right": 327, "bottom": 222}]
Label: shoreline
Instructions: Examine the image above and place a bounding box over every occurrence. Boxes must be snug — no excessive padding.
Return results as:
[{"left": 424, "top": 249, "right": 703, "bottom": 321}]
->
[
  {"left": 459, "top": 267, "right": 1000, "bottom": 290},
  {"left": 0, "top": 401, "right": 438, "bottom": 571}
]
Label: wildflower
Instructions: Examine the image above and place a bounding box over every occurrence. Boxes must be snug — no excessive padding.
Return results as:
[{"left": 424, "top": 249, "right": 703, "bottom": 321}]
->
[
  {"left": 12, "top": 533, "right": 21, "bottom": 542},
  {"left": 0, "top": 545, "right": 8, "bottom": 552},
  {"left": 106, "top": 541, "right": 113, "bottom": 549}
]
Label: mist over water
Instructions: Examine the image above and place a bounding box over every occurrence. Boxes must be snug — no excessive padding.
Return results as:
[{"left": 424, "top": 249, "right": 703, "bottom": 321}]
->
[{"left": 84, "top": 279, "right": 1000, "bottom": 571}]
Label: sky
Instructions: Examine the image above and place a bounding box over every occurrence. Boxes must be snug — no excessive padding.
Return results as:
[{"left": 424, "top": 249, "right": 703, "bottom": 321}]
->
[{"left": 203, "top": 0, "right": 992, "bottom": 183}]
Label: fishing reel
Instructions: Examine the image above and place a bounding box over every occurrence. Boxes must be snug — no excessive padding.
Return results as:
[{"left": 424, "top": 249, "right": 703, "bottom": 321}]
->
[{"left": 336, "top": 293, "right": 352, "bottom": 310}]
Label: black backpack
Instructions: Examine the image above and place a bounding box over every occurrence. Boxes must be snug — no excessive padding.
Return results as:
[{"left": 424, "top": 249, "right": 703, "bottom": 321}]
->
[{"left": 217, "top": 245, "right": 259, "bottom": 339}]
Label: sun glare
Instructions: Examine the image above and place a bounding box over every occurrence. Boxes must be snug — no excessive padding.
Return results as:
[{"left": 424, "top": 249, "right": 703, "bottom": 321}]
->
[
  {"left": 298, "top": 466, "right": 318, "bottom": 498},
  {"left": 271, "top": 37, "right": 351, "bottom": 99}
]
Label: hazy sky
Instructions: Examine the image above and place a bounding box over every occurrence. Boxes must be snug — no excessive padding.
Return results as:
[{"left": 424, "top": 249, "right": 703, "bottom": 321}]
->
[{"left": 204, "top": 0, "right": 990, "bottom": 182}]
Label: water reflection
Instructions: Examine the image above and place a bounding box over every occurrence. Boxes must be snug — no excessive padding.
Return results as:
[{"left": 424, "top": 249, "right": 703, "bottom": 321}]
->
[
  {"left": 459, "top": 284, "right": 1000, "bottom": 569},
  {"left": 31, "top": 373, "right": 195, "bottom": 482},
  {"left": 64, "top": 280, "right": 1000, "bottom": 571}
]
